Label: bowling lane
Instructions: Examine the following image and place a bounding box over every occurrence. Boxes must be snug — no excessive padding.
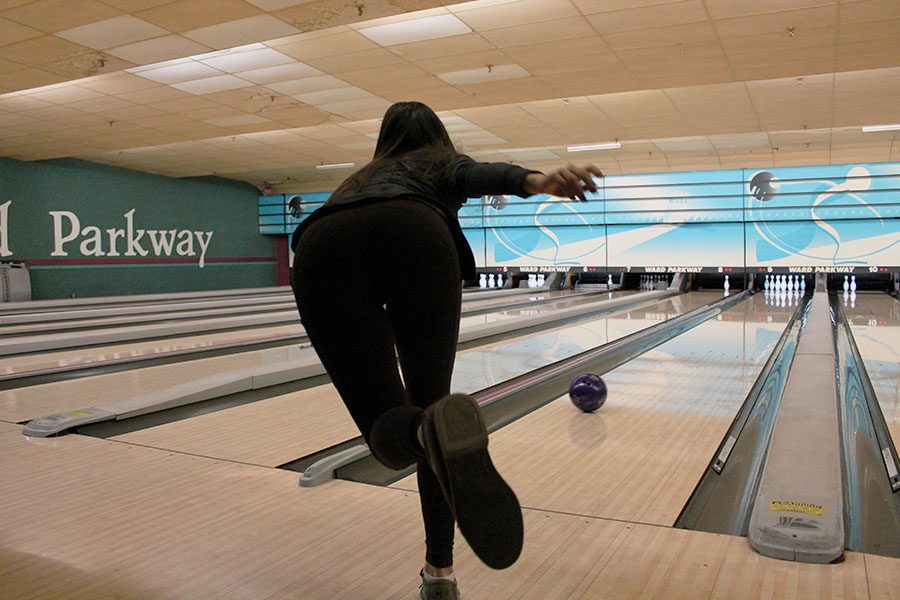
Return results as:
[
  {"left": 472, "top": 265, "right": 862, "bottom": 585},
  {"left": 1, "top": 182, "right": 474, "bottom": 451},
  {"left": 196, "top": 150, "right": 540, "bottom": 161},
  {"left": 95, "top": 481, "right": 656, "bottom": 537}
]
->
[
  {"left": 109, "top": 293, "right": 719, "bottom": 467},
  {"left": 458, "top": 290, "right": 638, "bottom": 327},
  {"left": 0, "top": 286, "right": 289, "bottom": 315},
  {"left": 843, "top": 292, "right": 900, "bottom": 445},
  {"left": 0, "top": 290, "right": 650, "bottom": 422},
  {"left": 396, "top": 293, "right": 795, "bottom": 527},
  {"left": 0, "top": 285, "right": 535, "bottom": 379},
  {"left": 460, "top": 288, "right": 597, "bottom": 312},
  {"left": 451, "top": 292, "right": 719, "bottom": 392},
  {"left": 0, "top": 299, "right": 299, "bottom": 336}
]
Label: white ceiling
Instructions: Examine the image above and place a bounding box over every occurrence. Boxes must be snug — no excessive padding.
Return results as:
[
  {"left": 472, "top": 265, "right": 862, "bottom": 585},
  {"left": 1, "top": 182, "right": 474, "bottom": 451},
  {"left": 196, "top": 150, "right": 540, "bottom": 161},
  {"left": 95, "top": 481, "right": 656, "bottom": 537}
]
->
[{"left": 1, "top": 0, "right": 899, "bottom": 191}]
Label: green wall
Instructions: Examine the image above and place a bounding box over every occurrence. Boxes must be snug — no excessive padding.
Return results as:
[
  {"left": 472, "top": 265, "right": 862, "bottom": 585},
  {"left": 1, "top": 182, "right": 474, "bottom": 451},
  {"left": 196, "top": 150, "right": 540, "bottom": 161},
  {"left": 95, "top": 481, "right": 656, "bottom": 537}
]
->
[{"left": 0, "top": 157, "right": 276, "bottom": 299}]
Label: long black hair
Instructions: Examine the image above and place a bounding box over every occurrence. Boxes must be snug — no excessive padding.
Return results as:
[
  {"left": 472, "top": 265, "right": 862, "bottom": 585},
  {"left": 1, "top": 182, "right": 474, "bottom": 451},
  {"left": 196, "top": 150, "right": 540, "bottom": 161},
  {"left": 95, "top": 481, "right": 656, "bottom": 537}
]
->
[{"left": 330, "top": 101, "right": 458, "bottom": 200}]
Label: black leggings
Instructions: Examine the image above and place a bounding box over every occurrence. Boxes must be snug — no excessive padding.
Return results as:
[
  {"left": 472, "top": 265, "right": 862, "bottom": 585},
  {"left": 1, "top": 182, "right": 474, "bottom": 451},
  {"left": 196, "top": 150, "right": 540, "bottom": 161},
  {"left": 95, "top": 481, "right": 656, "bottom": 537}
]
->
[{"left": 291, "top": 199, "right": 462, "bottom": 568}]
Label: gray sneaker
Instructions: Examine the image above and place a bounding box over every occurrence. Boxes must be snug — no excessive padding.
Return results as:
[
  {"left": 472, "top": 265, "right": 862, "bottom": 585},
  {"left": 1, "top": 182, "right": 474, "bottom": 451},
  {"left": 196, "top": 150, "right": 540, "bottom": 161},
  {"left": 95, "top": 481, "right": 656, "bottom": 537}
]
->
[{"left": 419, "top": 576, "right": 460, "bottom": 600}]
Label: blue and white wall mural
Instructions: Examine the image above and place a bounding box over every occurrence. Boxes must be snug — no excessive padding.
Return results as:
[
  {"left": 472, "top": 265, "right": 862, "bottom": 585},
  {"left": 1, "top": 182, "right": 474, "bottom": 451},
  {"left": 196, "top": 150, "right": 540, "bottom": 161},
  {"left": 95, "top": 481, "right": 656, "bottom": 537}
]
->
[{"left": 260, "top": 162, "right": 900, "bottom": 273}]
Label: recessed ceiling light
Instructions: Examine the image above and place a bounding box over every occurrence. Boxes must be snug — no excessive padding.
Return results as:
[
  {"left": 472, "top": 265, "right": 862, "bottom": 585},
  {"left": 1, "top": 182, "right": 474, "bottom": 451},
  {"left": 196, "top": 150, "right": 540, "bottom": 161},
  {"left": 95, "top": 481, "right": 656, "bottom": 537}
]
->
[
  {"left": 861, "top": 124, "right": 900, "bottom": 132},
  {"left": 358, "top": 14, "right": 471, "bottom": 46},
  {"left": 567, "top": 142, "right": 621, "bottom": 152},
  {"left": 316, "top": 162, "right": 356, "bottom": 170}
]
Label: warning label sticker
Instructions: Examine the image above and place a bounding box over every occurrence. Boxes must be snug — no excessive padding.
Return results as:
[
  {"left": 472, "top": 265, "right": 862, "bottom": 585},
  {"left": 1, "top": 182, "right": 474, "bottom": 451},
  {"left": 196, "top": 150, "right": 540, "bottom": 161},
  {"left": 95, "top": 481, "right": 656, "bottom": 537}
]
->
[{"left": 770, "top": 500, "right": 823, "bottom": 515}]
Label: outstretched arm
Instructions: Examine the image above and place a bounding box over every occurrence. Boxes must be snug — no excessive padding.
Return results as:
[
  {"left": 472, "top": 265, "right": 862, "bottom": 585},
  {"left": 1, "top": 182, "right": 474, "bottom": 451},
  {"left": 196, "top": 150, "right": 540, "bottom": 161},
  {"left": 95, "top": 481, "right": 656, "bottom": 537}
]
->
[
  {"left": 523, "top": 165, "right": 604, "bottom": 201},
  {"left": 452, "top": 155, "right": 603, "bottom": 201}
]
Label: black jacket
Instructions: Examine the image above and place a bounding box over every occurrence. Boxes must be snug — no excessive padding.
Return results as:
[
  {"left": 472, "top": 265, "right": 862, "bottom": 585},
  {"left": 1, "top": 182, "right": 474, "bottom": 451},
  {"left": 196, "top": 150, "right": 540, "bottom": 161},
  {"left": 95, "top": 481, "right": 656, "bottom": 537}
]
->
[{"left": 290, "top": 154, "right": 539, "bottom": 279}]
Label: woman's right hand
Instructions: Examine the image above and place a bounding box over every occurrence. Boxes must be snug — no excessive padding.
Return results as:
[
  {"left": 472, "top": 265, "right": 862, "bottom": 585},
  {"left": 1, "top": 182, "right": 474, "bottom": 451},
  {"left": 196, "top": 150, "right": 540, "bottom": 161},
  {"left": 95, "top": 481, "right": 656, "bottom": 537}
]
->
[{"left": 524, "top": 165, "right": 604, "bottom": 201}]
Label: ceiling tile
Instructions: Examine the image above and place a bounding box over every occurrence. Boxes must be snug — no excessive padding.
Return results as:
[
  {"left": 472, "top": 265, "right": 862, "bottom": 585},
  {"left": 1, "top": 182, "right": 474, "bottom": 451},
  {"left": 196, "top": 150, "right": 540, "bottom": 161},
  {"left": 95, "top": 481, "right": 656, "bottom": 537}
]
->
[
  {"left": 200, "top": 47, "right": 295, "bottom": 72},
  {"left": 357, "top": 14, "right": 472, "bottom": 46},
  {"left": 245, "top": 0, "right": 318, "bottom": 9},
  {"left": 500, "top": 36, "right": 611, "bottom": 63},
  {"left": 265, "top": 74, "right": 349, "bottom": 94},
  {"left": 704, "top": 0, "right": 836, "bottom": 20},
  {"left": 293, "top": 85, "right": 373, "bottom": 105},
  {"left": 106, "top": 35, "right": 212, "bottom": 65},
  {"left": 135, "top": 61, "right": 223, "bottom": 84},
  {"left": 387, "top": 33, "right": 494, "bottom": 62},
  {"left": 316, "top": 96, "right": 392, "bottom": 118},
  {"left": 572, "top": 0, "right": 683, "bottom": 14},
  {"left": 437, "top": 64, "right": 531, "bottom": 85},
  {"left": 184, "top": 14, "right": 300, "bottom": 50},
  {"left": 78, "top": 73, "right": 160, "bottom": 94},
  {"left": 203, "top": 114, "right": 272, "bottom": 126},
  {"left": 274, "top": 30, "right": 379, "bottom": 61},
  {"left": 603, "top": 20, "right": 717, "bottom": 51},
  {"left": 1, "top": 0, "right": 123, "bottom": 33},
  {"left": 1, "top": 69, "right": 64, "bottom": 93},
  {"left": 237, "top": 62, "right": 324, "bottom": 83},
  {"left": 0, "top": 16, "right": 42, "bottom": 43},
  {"left": 712, "top": 6, "right": 838, "bottom": 39},
  {"left": 64, "top": 95, "right": 136, "bottom": 113},
  {"left": 56, "top": 16, "right": 169, "bottom": 50},
  {"left": 838, "top": 0, "right": 900, "bottom": 24},
  {"left": 415, "top": 49, "right": 514, "bottom": 74},
  {"left": 479, "top": 15, "right": 597, "bottom": 48},
  {"left": 453, "top": 0, "right": 581, "bottom": 30},
  {"left": 304, "top": 48, "right": 405, "bottom": 73},
  {"left": 719, "top": 26, "right": 835, "bottom": 56},
  {"left": 135, "top": 0, "right": 262, "bottom": 33},
  {"left": 585, "top": 0, "right": 708, "bottom": 34},
  {"left": 100, "top": 0, "right": 175, "bottom": 10},
  {"left": 0, "top": 35, "right": 92, "bottom": 66},
  {"left": 172, "top": 74, "right": 253, "bottom": 94},
  {"left": 336, "top": 62, "right": 430, "bottom": 87},
  {"left": 27, "top": 84, "right": 104, "bottom": 104},
  {"left": 116, "top": 85, "right": 193, "bottom": 104}
]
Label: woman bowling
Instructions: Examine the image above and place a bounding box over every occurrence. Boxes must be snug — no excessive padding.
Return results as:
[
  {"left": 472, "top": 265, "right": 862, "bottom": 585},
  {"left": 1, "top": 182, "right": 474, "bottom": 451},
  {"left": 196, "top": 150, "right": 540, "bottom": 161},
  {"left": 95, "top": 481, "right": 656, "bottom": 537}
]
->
[{"left": 291, "top": 101, "right": 602, "bottom": 599}]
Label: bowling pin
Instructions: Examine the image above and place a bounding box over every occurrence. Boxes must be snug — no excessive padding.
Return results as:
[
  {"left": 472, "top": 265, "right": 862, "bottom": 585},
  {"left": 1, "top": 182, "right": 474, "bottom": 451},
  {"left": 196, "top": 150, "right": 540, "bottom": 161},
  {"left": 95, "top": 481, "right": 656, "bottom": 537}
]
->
[
  {"left": 488, "top": 273, "right": 495, "bottom": 288},
  {"left": 850, "top": 275, "right": 857, "bottom": 292},
  {"left": 724, "top": 274, "right": 730, "bottom": 292},
  {"left": 479, "top": 273, "right": 487, "bottom": 289},
  {"left": 497, "top": 274, "right": 504, "bottom": 288},
  {"left": 843, "top": 275, "right": 849, "bottom": 292},
  {"left": 800, "top": 276, "right": 806, "bottom": 291},
  {"left": 850, "top": 290, "right": 856, "bottom": 308},
  {"left": 764, "top": 274, "right": 770, "bottom": 290},
  {"left": 607, "top": 274, "right": 613, "bottom": 288},
  {"left": 537, "top": 273, "right": 545, "bottom": 286}
]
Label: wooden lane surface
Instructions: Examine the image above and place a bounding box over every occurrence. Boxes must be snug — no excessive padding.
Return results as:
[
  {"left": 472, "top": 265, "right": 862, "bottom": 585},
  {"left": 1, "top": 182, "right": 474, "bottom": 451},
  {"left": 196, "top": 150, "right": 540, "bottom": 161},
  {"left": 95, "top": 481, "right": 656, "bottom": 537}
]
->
[
  {"left": 107, "top": 294, "right": 717, "bottom": 468},
  {"left": 112, "top": 384, "right": 359, "bottom": 467},
  {"left": 844, "top": 293, "right": 900, "bottom": 446},
  {"left": 2, "top": 422, "right": 895, "bottom": 599},
  {"left": 396, "top": 293, "right": 793, "bottom": 526},
  {"left": 451, "top": 292, "right": 720, "bottom": 393},
  {"left": 0, "top": 336, "right": 310, "bottom": 423},
  {"left": 0, "top": 291, "right": 650, "bottom": 424},
  {"left": 0, "top": 322, "right": 304, "bottom": 381},
  {"left": 0, "top": 287, "right": 529, "bottom": 380}
]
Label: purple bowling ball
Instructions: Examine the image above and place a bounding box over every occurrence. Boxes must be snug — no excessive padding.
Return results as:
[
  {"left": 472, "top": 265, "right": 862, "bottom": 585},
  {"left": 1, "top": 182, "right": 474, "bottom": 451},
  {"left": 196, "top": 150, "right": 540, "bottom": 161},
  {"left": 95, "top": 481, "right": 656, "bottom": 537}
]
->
[{"left": 569, "top": 373, "right": 607, "bottom": 412}]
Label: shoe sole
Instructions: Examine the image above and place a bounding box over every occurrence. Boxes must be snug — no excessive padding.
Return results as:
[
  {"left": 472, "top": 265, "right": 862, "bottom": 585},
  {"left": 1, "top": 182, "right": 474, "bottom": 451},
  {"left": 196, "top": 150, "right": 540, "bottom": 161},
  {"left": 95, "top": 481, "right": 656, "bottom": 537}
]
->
[{"left": 425, "top": 394, "right": 523, "bottom": 569}]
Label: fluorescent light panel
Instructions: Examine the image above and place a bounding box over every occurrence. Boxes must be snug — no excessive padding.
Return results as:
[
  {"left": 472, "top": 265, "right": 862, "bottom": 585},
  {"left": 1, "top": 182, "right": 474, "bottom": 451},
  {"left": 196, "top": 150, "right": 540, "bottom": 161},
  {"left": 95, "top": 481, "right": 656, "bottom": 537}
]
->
[
  {"left": 358, "top": 14, "right": 471, "bottom": 46},
  {"left": 567, "top": 142, "right": 621, "bottom": 152},
  {"left": 316, "top": 162, "right": 356, "bottom": 170},
  {"left": 861, "top": 124, "right": 900, "bottom": 132}
]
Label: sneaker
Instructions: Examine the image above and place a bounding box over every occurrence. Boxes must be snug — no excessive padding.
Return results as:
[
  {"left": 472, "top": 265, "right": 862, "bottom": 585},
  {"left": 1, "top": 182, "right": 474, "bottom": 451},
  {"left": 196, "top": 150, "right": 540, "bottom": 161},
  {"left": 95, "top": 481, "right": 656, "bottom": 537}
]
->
[
  {"left": 419, "top": 571, "right": 459, "bottom": 600},
  {"left": 420, "top": 394, "right": 523, "bottom": 569}
]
